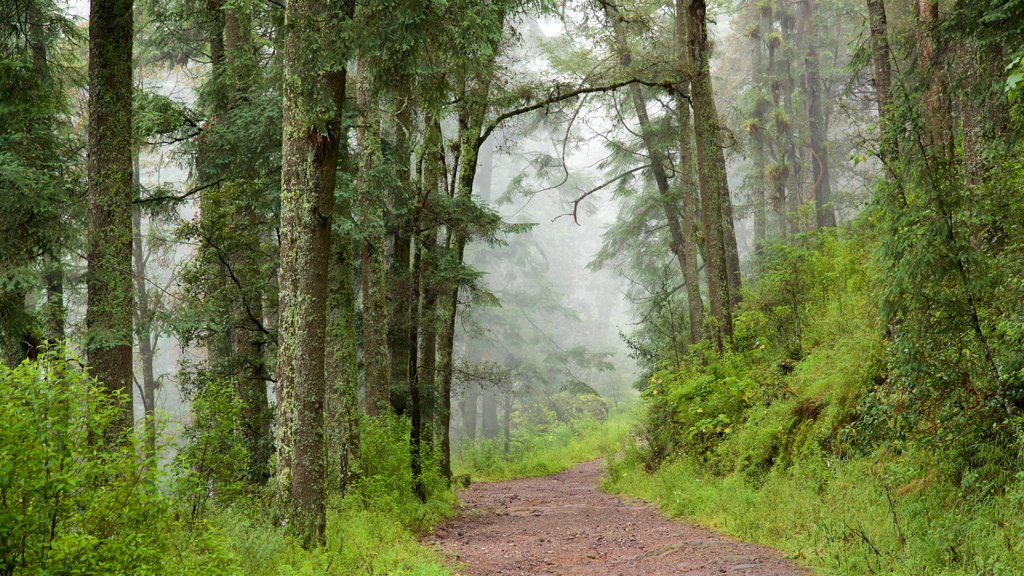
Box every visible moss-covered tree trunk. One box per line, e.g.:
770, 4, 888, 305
866, 0, 892, 154
417, 120, 443, 456
745, 3, 770, 248
915, 0, 952, 162
277, 0, 351, 548
688, 0, 734, 350
87, 0, 134, 436
355, 63, 392, 418
675, 0, 704, 345
388, 99, 415, 415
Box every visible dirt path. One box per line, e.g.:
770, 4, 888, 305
430, 460, 809, 576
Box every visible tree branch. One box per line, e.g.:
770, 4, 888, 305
476, 78, 690, 153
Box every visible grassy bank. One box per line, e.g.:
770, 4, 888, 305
605, 226, 1024, 575
605, 446, 1024, 575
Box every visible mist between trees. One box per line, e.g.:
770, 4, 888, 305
2, 0, 1024, 572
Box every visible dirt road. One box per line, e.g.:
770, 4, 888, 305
430, 460, 809, 576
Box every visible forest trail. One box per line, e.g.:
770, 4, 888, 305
430, 460, 809, 575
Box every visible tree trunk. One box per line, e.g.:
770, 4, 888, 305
674, 0, 705, 344
417, 119, 443, 453
222, 4, 273, 486
916, 0, 952, 161
746, 2, 770, 250
780, 12, 803, 234
436, 285, 456, 479
502, 393, 512, 457
388, 99, 415, 413
356, 63, 392, 417
87, 0, 134, 437
688, 0, 735, 349
277, 0, 351, 548
866, 0, 894, 167
462, 384, 479, 441
800, 0, 836, 228
481, 389, 498, 439
132, 201, 158, 460
606, 5, 699, 342
327, 194, 360, 494
437, 18, 504, 472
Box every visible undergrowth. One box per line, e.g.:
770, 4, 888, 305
453, 410, 635, 482
605, 223, 1024, 575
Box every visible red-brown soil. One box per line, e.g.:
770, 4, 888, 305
430, 460, 810, 576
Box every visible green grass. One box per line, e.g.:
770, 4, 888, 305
166, 413, 639, 575
453, 410, 636, 482
162, 415, 459, 576
604, 448, 1024, 575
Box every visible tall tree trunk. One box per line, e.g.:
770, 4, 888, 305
87, 0, 134, 436
502, 393, 512, 457
199, 0, 231, 371
436, 282, 456, 479
223, 4, 273, 486
746, 2, 770, 250
408, 227, 424, 499
688, 0, 735, 350
327, 193, 360, 494
29, 9, 65, 351
675, 0, 704, 344
277, 0, 351, 548
436, 13, 504, 474
417, 119, 443, 453
481, 389, 498, 439
388, 100, 415, 413
800, 0, 836, 228
132, 187, 158, 460
780, 11, 803, 234
356, 63, 392, 417
916, 0, 952, 161
866, 0, 894, 168
606, 5, 699, 341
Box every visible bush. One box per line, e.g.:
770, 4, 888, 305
0, 352, 166, 575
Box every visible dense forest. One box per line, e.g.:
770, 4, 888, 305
2, 0, 1023, 573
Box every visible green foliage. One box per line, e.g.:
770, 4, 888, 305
175, 377, 250, 520
606, 447, 1024, 576
637, 227, 881, 473
176, 415, 456, 576
0, 352, 166, 575
454, 411, 634, 482
616, 218, 1024, 575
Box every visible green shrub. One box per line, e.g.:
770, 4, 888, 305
0, 352, 166, 575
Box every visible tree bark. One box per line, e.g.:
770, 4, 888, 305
688, 0, 735, 349
87, 0, 134, 437
800, 0, 836, 228
866, 0, 894, 167
277, 0, 351, 547
916, 0, 952, 161
675, 0, 704, 344
356, 62, 392, 418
